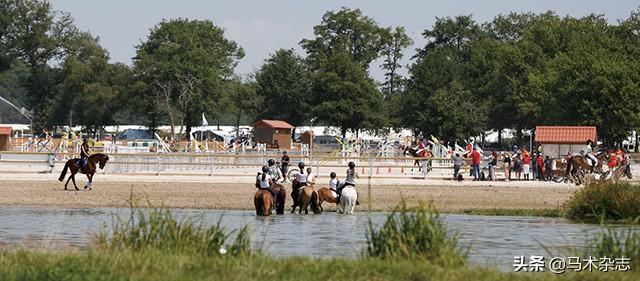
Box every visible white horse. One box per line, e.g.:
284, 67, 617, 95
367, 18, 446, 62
338, 186, 357, 215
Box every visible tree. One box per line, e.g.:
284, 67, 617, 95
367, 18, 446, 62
311, 53, 386, 137
226, 78, 260, 137
380, 26, 413, 97
300, 7, 387, 71
254, 49, 311, 126
133, 19, 244, 136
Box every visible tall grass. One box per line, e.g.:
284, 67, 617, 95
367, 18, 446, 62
585, 227, 640, 269
366, 201, 466, 265
94, 202, 251, 256
564, 182, 640, 223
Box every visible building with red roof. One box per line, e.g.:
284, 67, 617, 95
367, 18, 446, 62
535, 126, 596, 158
0, 127, 11, 151
252, 119, 294, 149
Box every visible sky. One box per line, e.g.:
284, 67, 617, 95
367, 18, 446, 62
51, 0, 639, 81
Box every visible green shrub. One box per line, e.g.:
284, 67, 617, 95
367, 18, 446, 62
94, 204, 251, 256
366, 201, 466, 265
564, 182, 640, 223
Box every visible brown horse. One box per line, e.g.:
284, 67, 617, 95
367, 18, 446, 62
254, 189, 274, 216
316, 187, 338, 212
271, 183, 287, 215
58, 153, 109, 191
402, 146, 433, 173
291, 186, 320, 214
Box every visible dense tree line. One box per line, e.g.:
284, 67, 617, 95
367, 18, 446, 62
2, 1, 639, 145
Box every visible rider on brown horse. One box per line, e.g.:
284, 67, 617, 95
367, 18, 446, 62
78, 138, 90, 170
584, 140, 597, 170
256, 166, 278, 202
291, 162, 308, 207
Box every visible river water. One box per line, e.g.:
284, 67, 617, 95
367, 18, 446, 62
0, 206, 635, 271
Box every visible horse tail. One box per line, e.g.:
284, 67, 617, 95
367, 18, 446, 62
254, 193, 263, 216
58, 160, 71, 182
311, 190, 320, 214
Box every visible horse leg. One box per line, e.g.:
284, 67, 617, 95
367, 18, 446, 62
71, 173, 80, 191
84, 174, 92, 190
64, 175, 72, 190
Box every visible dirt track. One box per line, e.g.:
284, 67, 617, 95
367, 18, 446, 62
0, 177, 576, 211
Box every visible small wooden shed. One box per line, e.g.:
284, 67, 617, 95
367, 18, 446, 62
253, 120, 294, 149
0, 127, 12, 151
535, 126, 596, 158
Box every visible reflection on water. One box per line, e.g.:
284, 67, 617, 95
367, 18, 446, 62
0, 206, 636, 271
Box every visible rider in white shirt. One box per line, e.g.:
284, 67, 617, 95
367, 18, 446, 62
292, 162, 307, 207
267, 159, 281, 182
256, 166, 277, 199
584, 140, 597, 170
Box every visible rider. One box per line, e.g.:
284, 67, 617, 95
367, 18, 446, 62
78, 137, 91, 169
416, 139, 427, 158
608, 149, 618, 170
328, 172, 339, 196
267, 159, 281, 182
256, 166, 278, 201
584, 140, 597, 171
291, 162, 307, 206
337, 161, 360, 204
280, 151, 290, 181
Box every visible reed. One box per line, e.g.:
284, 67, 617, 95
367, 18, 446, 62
585, 227, 640, 269
94, 201, 251, 256
564, 182, 640, 223
365, 200, 466, 265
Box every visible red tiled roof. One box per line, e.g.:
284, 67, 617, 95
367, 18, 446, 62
253, 119, 294, 129
0, 127, 11, 135
535, 126, 596, 144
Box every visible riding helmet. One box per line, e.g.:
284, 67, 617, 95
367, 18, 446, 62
261, 166, 269, 173
348, 161, 355, 169
330, 172, 336, 178
268, 159, 275, 166
298, 162, 305, 169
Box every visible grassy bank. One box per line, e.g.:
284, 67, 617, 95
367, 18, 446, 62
564, 182, 640, 223
2, 250, 639, 281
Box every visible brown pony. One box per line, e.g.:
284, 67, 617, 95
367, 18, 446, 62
271, 183, 287, 215
316, 187, 337, 212
58, 153, 109, 191
291, 186, 320, 214
254, 189, 274, 216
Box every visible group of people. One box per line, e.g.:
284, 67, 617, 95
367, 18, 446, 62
451, 140, 631, 182
255, 151, 359, 208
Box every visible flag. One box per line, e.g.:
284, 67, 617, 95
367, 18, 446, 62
201, 113, 208, 127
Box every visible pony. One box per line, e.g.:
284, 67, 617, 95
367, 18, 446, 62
254, 189, 274, 216
58, 153, 109, 191
271, 183, 287, 215
338, 186, 357, 215
291, 186, 320, 214
316, 187, 338, 212
402, 146, 433, 174
565, 153, 607, 184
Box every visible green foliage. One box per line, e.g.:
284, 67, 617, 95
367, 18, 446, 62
133, 18, 244, 134
585, 227, 640, 270
95, 204, 251, 257
311, 53, 386, 136
255, 49, 311, 126
380, 26, 413, 98
366, 201, 466, 265
564, 182, 640, 223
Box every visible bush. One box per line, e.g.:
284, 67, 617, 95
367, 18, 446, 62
366, 201, 466, 265
94, 204, 251, 256
564, 182, 640, 223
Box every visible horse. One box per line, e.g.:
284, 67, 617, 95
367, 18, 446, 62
291, 186, 320, 214
316, 187, 338, 212
338, 186, 357, 215
58, 153, 109, 191
565, 153, 606, 184
604, 163, 633, 182
402, 146, 433, 174
271, 183, 287, 215
254, 189, 274, 216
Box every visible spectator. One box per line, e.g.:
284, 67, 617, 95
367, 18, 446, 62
502, 152, 511, 181
522, 150, 531, 180
489, 151, 498, 181
536, 154, 545, 180
470, 148, 481, 181
453, 153, 464, 181
544, 156, 554, 181
513, 153, 522, 180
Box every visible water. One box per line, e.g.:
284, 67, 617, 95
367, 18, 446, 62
0, 206, 635, 271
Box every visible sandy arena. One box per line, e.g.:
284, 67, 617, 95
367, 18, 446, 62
0, 173, 577, 211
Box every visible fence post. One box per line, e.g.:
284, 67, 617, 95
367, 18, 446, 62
156, 154, 160, 175
209, 155, 214, 176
